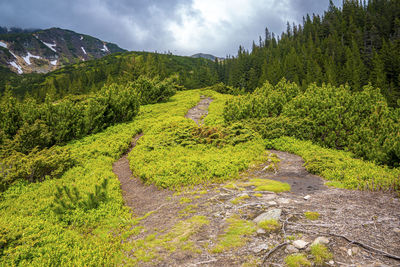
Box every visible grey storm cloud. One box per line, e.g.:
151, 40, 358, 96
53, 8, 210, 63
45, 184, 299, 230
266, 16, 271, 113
0, 0, 341, 57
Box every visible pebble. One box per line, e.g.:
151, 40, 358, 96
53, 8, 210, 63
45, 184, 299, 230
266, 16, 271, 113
253, 209, 282, 223
293, 240, 309, 249
347, 248, 352, 256
394, 228, 400, 234
304, 195, 311, 200
351, 246, 361, 255
257, 228, 266, 235
312, 236, 330, 246
267, 201, 277, 206
329, 260, 335, 265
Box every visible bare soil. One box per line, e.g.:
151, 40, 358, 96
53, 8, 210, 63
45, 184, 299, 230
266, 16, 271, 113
251, 150, 327, 195
185, 96, 213, 125
113, 98, 400, 266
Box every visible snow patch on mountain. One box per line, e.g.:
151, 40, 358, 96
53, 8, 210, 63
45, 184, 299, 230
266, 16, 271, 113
0, 41, 7, 48
9, 61, 23, 74
50, 59, 58, 65
80, 36, 83, 40
41, 41, 57, 52
81, 47, 87, 55
101, 44, 109, 52
23, 52, 42, 65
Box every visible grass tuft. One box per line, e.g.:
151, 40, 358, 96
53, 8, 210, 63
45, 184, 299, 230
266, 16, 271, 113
310, 244, 333, 265
284, 254, 311, 267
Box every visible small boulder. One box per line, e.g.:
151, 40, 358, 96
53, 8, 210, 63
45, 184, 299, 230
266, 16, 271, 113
253, 209, 282, 223
304, 195, 311, 200
293, 240, 309, 249
267, 201, 277, 206
312, 236, 330, 246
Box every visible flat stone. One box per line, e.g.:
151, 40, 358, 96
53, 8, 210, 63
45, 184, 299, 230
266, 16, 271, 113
304, 195, 311, 200
285, 244, 299, 254
257, 228, 266, 235
312, 236, 330, 246
267, 201, 277, 206
253, 209, 282, 223
293, 240, 309, 249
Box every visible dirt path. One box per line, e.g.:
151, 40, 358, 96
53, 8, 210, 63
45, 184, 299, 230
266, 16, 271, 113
251, 150, 327, 195
185, 95, 213, 125
113, 97, 400, 266
113, 134, 174, 217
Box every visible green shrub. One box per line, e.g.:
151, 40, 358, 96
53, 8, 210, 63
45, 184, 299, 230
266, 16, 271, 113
0, 147, 76, 191
223, 80, 400, 167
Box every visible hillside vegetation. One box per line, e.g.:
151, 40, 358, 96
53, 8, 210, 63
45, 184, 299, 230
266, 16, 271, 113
217, 0, 400, 107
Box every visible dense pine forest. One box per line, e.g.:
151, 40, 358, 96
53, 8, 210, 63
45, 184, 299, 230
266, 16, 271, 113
0, 0, 400, 266
217, 0, 400, 107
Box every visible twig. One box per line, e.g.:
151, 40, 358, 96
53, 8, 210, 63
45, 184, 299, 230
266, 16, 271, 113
329, 233, 400, 261
262, 242, 288, 264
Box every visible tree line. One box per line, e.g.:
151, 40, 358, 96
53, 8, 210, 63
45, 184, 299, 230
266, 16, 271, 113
216, 0, 400, 107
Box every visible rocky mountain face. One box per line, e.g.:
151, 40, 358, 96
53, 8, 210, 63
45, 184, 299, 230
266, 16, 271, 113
0, 27, 126, 74
191, 53, 224, 62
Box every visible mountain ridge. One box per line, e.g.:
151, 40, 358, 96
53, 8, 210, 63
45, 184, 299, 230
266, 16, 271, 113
0, 27, 126, 74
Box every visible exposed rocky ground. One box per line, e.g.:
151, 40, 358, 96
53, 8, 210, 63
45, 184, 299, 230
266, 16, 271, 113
113, 98, 400, 266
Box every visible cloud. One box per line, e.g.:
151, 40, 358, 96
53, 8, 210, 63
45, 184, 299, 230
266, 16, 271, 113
0, 0, 341, 57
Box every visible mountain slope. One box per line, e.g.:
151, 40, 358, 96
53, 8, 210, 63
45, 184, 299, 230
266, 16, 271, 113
0, 27, 126, 74
191, 53, 223, 61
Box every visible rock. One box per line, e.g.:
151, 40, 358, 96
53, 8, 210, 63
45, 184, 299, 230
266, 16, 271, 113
312, 236, 330, 246
347, 248, 352, 256
293, 240, 309, 249
239, 193, 249, 198
304, 195, 311, 200
393, 228, 400, 234
253, 209, 282, 223
257, 228, 266, 235
285, 244, 299, 254
328, 260, 335, 265
251, 243, 269, 253
351, 246, 361, 255
267, 201, 277, 206
277, 198, 291, 204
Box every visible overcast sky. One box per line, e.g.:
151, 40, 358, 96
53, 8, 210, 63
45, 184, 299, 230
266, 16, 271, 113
0, 0, 341, 57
